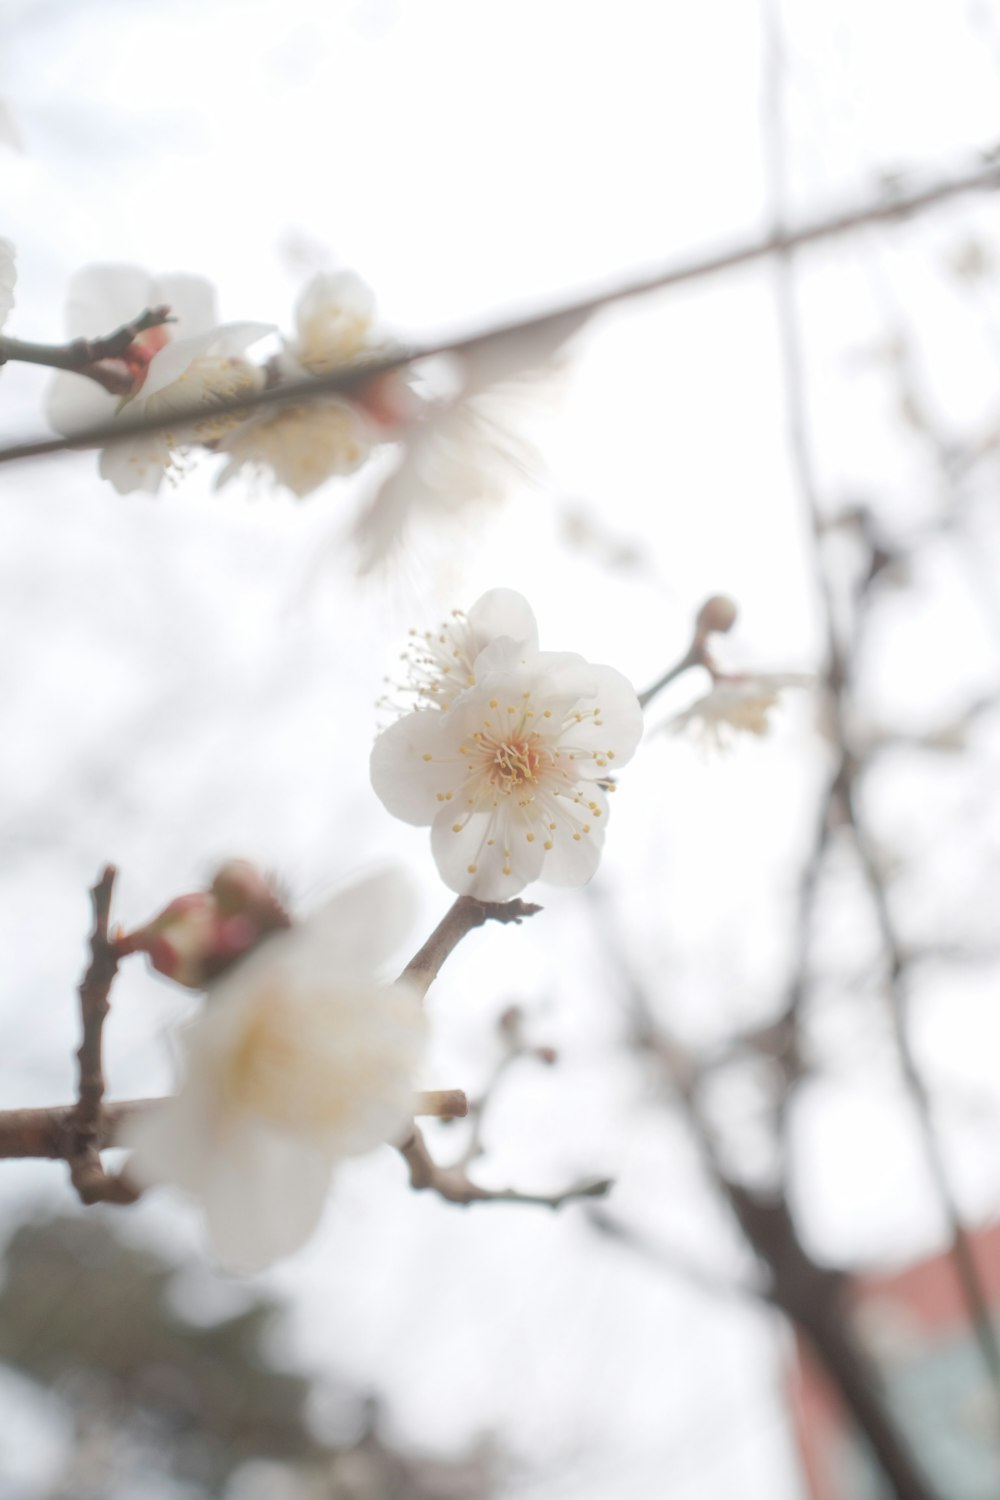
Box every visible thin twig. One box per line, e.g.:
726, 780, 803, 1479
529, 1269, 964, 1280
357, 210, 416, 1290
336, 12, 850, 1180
68, 866, 139, 1205
398, 1123, 611, 1209
0, 158, 998, 469
398, 895, 542, 1001
0, 305, 175, 396
637, 644, 701, 710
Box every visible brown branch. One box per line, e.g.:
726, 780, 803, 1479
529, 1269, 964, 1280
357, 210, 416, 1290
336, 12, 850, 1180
67, 866, 139, 1204
0, 1090, 466, 1163
0, 305, 174, 392
74, 866, 118, 1142
0, 157, 997, 469
399, 895, 542, 1001
398, 1123, 611, 1209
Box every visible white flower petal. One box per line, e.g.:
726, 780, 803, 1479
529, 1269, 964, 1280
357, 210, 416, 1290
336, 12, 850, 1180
248, 869, 416, 983
139, 321, 271, 403
152, 273, 217, 337
539, 783, 608, 886
98, 434, 172, 495
553, 661, 644, 763
430, 805, 545, 900
369, 711, 460, 824
294, 269, 377, 373
63, 264, 155, 337
46, 370, 118, 435
198, 1120, 333, 1275
466, 588, 539, 658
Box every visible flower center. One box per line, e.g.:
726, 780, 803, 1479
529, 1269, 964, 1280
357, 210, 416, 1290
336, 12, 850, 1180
490, 738, 542, 790
223, 993, 354, 1135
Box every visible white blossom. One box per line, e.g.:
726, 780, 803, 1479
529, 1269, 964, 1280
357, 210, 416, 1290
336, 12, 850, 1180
124, 872, 425, 1273
371, 592, 643, 900
393, 587, 540, 713
215, 399, 373, 498
216, 270, 389, 499
667, 672, 814, 750
292, 269, 380, 375
0, 238, 14, 330
354, 309, 589, 571
47, 265, 272, 494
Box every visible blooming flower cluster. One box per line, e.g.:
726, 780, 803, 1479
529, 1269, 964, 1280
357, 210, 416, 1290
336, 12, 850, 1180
39, 259, 584, 564
371, 589, 643, 900
124, 870, 425, 1273
47, 266, 271, 494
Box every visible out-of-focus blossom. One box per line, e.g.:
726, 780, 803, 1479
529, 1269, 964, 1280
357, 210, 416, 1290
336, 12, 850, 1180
667, 672, 814, 750
371, 591, 642, 900
118, 861, 291, 989
293, 269, 379, 375
216, 270, 386, 498
354, 309, 589, 571
0, 238, 15, 329
392, 587, 539, 713
216, 399, 372, 498
124, 872, 425, 1273
47, 265, 272, 494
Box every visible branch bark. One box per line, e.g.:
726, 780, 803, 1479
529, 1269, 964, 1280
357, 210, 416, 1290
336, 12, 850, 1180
398, 895, 541, 1001
398, 1123, 611, 1209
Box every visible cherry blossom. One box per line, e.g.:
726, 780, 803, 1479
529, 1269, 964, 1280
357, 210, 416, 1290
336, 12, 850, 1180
123, 872, 425, 1273
353, 309, 589, 570
393, 587, 539, 713
47, 264, 272, 494
667, 672, 814, 750
216, 270, 386, 498
371, 592, 643, 900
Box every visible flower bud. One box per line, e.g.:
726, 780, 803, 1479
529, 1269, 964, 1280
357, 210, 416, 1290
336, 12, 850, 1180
695, 594, 738, 639
119, 864, 292, 990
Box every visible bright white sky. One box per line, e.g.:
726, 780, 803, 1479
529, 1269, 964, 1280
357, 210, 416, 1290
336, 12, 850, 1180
2, 2, 1000, 1497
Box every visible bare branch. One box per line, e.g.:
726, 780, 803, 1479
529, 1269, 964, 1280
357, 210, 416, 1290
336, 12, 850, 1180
0, 159, 997, 470
398, 1123, 611, 1209
398, 895, 542, 1002
0, 305, 174, 395
67, 867, 139, 1205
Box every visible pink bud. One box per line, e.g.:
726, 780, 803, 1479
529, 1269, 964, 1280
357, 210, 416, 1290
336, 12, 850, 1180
118, 864, 292, 991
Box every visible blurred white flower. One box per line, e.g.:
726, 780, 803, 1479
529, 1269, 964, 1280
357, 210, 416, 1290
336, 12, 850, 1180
667, 672, 813, 750
215, 399, 372, 498
47, 264, 272, 494
124, 872, 425, 1273
393, 587, 539, 713
354, 308, 589, 570
372, 593, 642, 900
292, 269, 380, 375
0, 238, 14, 330
216, 270, 387, 498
